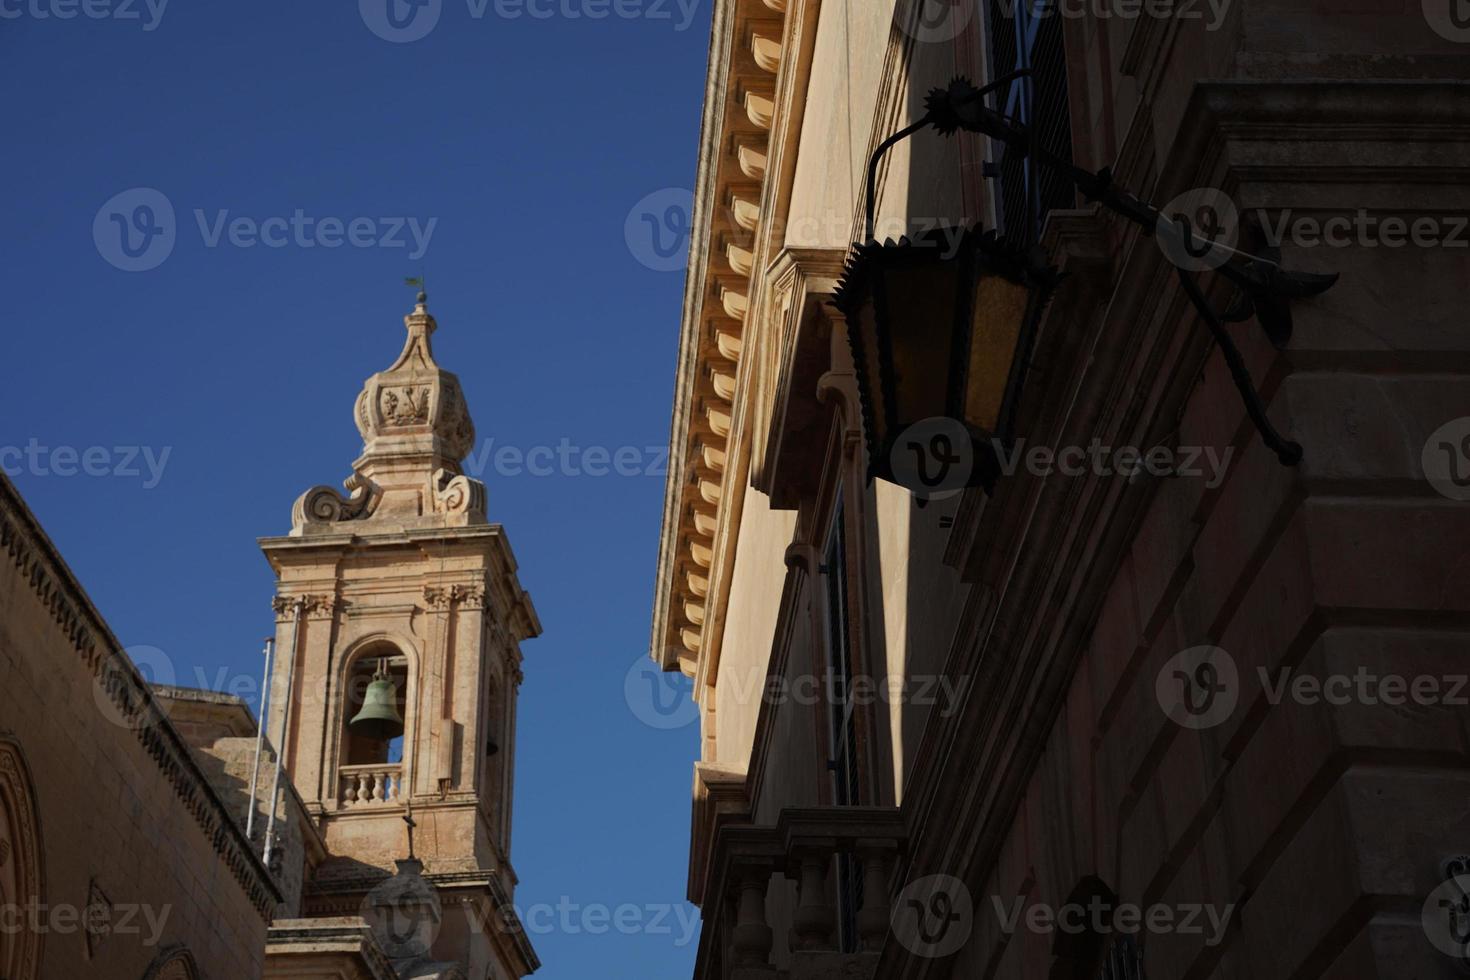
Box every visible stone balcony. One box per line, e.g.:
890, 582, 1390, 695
693, 806, 906, 980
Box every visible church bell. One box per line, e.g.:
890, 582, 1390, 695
350, 659, 405, 741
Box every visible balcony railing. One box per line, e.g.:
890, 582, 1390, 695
693, 806, 906, 980
337, 763, 403, 808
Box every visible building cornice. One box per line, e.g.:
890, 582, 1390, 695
0, 472, 283, 919
649, 0, 824, 681
260, 524, 541, 643
265, 919, 399, 980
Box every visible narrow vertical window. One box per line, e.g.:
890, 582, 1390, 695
822, 500, 862, 951
986, 0, 1075, 242
1098, 934, 1144, 979
824, 500, 858, 807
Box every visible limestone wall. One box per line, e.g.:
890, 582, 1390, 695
0, 474, 277, 979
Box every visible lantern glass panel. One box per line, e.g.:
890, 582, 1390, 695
881, 259, 960, 430
963, 271, 1032, 436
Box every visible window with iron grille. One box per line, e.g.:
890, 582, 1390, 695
822, 500, 863, 951
1097, 934, 1144, 980
984, 0, 1075, 244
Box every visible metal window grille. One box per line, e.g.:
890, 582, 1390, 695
986, 0, 1076, 243
823, 501, 864, 952
1098, 934, 1144, 980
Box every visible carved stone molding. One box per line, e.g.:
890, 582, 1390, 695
430, 467, 487, 521
271, 595, 300, 622
0, 736, 44, 980
303, 594, 346, 620
84, 878, 110, 960
141, 945, 200, 980
451, 585, 486, 609
290, 473, 381, 531
423, 584, 487, 611
273, 594, 342, 621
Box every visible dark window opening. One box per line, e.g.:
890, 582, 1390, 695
822, 500, 863, 952
986, 0, 1075, 244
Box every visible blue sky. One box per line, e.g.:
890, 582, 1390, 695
1, 2, 707, 975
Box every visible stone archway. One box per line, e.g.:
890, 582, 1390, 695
142, 945, 200, 980
0, 736, 44, 980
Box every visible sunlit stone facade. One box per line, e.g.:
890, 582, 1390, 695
649, 2, 1470, 977
0, 295, 539, 980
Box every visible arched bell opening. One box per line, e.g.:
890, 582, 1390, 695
343, 647, 408, 765
337, 645, 411, 809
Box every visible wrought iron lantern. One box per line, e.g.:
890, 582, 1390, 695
834, 226, 1057, 493
835, 74, 1337, 497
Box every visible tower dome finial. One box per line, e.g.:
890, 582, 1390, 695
289, 291, 485, 533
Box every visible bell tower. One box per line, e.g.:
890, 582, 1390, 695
259, 292, 540, 979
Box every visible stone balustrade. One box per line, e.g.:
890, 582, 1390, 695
337, 763, 403, 808
693, 806, 905, 980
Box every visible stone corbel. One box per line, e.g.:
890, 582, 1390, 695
815, 369, 863, 460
